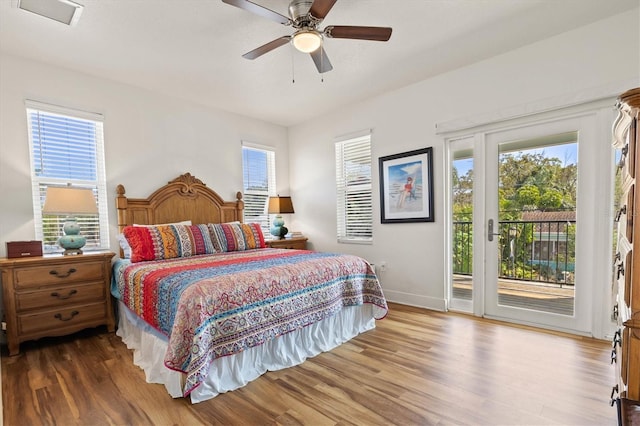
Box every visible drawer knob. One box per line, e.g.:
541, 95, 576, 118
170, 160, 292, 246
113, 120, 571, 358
610, 385, 619, 406
51, 289, 78, 300
617, 262, 625, 280
49, 268, 77, 278
618, 144, 628, 171
613, 329, 622, 348
54, 311, 79, 322
611, 384, 619, 397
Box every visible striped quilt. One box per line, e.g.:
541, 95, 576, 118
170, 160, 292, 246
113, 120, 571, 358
114, 248, 388, 396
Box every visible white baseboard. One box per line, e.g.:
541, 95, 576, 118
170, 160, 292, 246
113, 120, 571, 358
383, 290, 448, 312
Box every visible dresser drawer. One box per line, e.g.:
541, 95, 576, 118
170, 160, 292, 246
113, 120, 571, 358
622, 326, 640, 400
16, 282, 105, 312
627, 185, 635, 243
629, 119, 637, 179
266, 237, 308, 250
14, 261, 105, 289
625, 250, 632, 309
18, 302, 107, 335
621, 327, 629, 387
275, 241, 306, 249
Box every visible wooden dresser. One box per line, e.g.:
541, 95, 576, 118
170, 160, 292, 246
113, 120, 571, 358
0, 251, 115, 356
266, 236, 308, 250
612, 87, 640, 422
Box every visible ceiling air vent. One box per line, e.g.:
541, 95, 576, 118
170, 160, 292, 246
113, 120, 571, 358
17, 0, 83, 26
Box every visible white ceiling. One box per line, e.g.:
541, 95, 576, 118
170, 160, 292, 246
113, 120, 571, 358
1, 0, 637, 127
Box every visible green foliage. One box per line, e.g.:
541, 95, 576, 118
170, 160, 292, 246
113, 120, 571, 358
451, 144, 578, 283
498, 150, 577, 215
516, 184, 540, 208
539, 189, 563, 211
452, 167, 473, 213
453, 149, 577, 219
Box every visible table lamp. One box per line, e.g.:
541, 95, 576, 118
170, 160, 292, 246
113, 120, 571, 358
267, 196, 294, 239
42, 186, 98, 255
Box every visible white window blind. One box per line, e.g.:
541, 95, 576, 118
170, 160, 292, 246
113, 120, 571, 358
26, 101, 109, 254
242, 143, 276, 235
335, 132, 373, 243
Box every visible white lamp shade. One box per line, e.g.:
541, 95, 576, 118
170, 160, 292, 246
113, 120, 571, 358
42, 187, 98, 215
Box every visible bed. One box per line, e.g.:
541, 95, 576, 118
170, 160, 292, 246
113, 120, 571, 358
112, 173, 388, 403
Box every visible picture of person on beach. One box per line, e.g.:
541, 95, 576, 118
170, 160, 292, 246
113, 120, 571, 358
397, 176, 413, 208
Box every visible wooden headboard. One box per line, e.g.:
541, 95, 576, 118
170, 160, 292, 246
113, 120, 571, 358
116, 173, 244, 234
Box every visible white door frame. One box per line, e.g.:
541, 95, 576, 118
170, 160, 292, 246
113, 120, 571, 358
444, 98, 617, 338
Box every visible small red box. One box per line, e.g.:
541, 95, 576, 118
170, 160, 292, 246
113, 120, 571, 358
6, 241, 43, 259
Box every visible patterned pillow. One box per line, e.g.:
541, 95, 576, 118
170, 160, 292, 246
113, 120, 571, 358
123, 224, 215, 263
187, 224, 217, 254
119, 221, 193, 259
207, 222, 266, 252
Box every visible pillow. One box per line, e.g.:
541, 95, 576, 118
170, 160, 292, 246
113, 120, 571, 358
208, 222, 266, 252
117, 233, 132, 258
123, 223, 214, 263
118, 221, 192, 259
187, 224, 217, 255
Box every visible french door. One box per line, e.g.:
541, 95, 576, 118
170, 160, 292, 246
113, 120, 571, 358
447, 106, 615, 335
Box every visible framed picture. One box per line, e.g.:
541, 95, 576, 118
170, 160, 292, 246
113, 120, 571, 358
379, 147, 434, 223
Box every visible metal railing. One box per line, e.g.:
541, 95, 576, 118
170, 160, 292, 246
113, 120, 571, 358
452, 219, 576, 287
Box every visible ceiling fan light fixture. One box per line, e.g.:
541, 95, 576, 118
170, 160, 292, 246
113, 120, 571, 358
292, 30, 322, 53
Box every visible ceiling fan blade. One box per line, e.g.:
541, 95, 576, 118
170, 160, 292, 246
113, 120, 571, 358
310, 47, 333, 73
325, 25, 392, 41
222, 0, 292, 25
242, 36, 291, 60
309, 0, 337, 20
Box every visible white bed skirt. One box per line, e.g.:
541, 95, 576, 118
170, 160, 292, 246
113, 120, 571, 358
116, 301, 376, 403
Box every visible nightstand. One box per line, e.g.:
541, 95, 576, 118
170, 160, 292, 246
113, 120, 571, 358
0, 251, 116, 356
266, 236, 308, 250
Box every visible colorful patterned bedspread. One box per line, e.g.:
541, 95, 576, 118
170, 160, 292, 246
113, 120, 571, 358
113, 248, 387, 396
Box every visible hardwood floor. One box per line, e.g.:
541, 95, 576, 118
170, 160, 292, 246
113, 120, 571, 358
2, 303, 615, 425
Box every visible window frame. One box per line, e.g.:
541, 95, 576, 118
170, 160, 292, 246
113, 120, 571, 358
25, 100, 109, 254
241, 141, 277, 236
335, 131, 373, 244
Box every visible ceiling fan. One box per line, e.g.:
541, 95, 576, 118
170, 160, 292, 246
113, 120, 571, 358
221, 0, 392, 73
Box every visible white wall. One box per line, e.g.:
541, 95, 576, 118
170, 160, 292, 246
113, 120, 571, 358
0, 10, 638, 332
0, 54, 289, 258
287, 11, 640, 311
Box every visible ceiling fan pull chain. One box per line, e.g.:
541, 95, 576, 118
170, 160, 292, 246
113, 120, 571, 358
291, 47, 296, 83
320, 45, 324, 83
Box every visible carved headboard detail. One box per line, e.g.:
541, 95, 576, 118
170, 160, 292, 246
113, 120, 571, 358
116, 173, 244, 235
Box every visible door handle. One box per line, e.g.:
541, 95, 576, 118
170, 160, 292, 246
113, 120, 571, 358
488, 219, 501, 242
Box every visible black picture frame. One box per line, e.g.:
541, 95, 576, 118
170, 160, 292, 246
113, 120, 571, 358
379, 147, 434, 223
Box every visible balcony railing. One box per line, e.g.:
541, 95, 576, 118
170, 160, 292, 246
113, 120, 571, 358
453, 219, 576, 287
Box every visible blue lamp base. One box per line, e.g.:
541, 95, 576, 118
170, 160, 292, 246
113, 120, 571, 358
58, 217, 87, 255
270, 215, 288, 240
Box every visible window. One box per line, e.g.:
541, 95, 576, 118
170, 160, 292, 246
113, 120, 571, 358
26, 101, 108, 254
242, 142, 276, 234
335, 132, 373, 243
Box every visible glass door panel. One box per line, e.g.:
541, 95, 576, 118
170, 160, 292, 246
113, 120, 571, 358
484, 117, 591, 333
495, 138, 577, 316
448, 138, 474, 312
